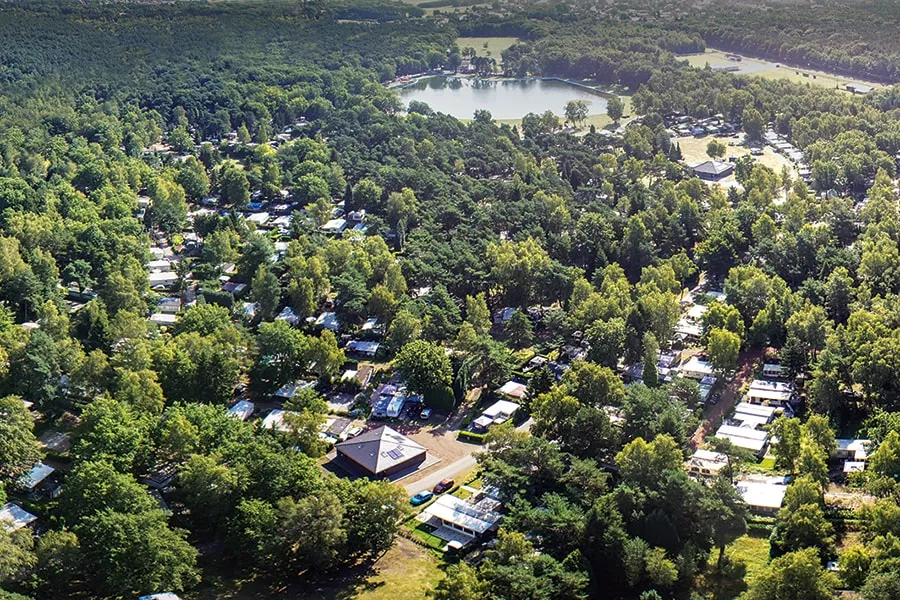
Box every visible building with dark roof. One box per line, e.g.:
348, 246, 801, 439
692, 160, 734, 180
335, 426, 426, 478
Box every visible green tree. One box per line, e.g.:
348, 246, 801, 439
465, 293, 491, 336
78, 509, 199, 597
33, 530, 81, 597
565, 100, 590, 128
743, 548, 838, 600
706, 139, 726, 158
395, 340, 452, 394
177, 453, 242, 531
386, 309, 421, 352
641, 333, 659, 387
707, 327, 740, 373
586, 317, 627, 368
869, 430, 900, 482
838, 545, 871, 589
61, 460, 156, 523
505, 309, 534, 349
607, 96, 625, 122
432, 563, 488, 600
277, 492, 346, 571
742, 106, 765, 142
0, 395, 40, 483
218, 163, 250, 207
770, 417, 803, 472
72, 398, 147, 472
251, 265, 281, 321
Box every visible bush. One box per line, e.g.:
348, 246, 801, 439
458, 430, 486, 444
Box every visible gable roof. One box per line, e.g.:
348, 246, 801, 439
335, 426, 426, 475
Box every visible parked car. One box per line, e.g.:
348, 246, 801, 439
433, 479, 454, 494
410, 490, 434, 506
420, 408, 432, 420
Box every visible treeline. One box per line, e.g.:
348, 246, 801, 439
684, 0, 900, 83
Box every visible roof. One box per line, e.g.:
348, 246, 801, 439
262, 409, 298, 432
148, 271, 178, 284
227, 400, 255, 421
423, 494, 502, 535
496, 381, 527, 400
836, 439, 870, 460
322, 218, 347, 232
482, 399, 520, 419
844, 460, 866, 473
0, 503, 37, 531
681, 357, 714, 376
18, 462, 54, 490
749, 379, 793, 393
735, 478, 787, 510
686, 304, 708, 321
335, 426, 426, 475
316, 311, 340, 331
347, 340, 380, 355
148, 313, 178, 325
687, 449, 728, 472
745, 387, 792, 402
274, 380, 315, 399
715, 424, 769, 452
692, 160, 734, 177
734, 402, 777, 418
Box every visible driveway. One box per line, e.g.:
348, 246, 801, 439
402, 416, 534, 495
690, 348, 763, 449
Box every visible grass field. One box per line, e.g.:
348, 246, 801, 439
696, 534, 771, 600
677, 134, 795, 189
679, 49, 881, 92
187, 538, 445, 600
456, 37, 520, 63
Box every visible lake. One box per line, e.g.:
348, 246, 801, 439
397, 76, 609, 121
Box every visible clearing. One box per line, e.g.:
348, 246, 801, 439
456, 37, 520, 64
678, 49, 881, 92
677, 134, 796, 189
188, 537, 444, 600
696, 534, 771, 600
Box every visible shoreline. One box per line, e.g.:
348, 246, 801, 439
390, 73, 621, 99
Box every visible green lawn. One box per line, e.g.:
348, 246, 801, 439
187, 537, 445, 600
679, 49, 881, 92
696, 534, 771, 600
456, 37, 520, 63
408, 522, 446, 550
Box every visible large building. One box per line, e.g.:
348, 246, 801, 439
335, 426, 426, 478
692, 160, 735, 180
420, 493, 503, 538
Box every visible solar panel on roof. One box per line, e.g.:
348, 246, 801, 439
386, 448, 404, 460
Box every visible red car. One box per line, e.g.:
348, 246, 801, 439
433, 479, 454, 494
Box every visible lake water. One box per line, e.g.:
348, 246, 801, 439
397, 76, 609, 121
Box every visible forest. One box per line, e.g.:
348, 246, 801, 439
0, 1, 898, 599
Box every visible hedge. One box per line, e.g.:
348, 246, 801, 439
458, 430, 487, 444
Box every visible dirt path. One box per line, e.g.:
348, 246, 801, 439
690, 348, 763, 449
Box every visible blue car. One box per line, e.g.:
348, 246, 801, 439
410, 490, 434, 506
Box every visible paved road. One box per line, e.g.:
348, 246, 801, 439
402, 417, 535, 495
404, 454, 478, 495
